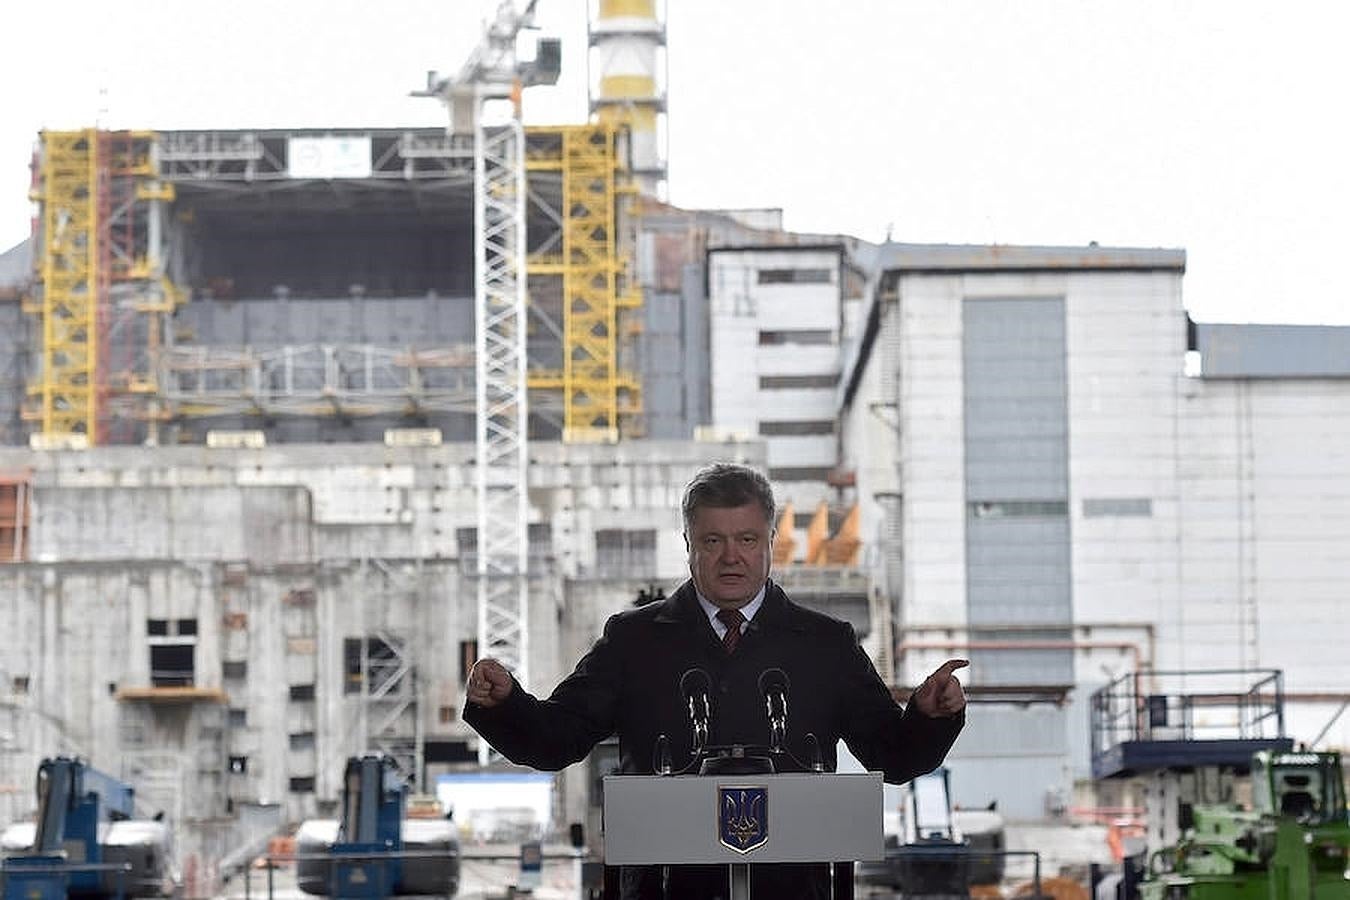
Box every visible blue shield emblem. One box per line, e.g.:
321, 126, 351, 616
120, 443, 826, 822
718, 785, 768, 854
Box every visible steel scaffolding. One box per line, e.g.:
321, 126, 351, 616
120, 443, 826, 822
156, 343, 475, 419
27, 130, 176, 444
29, 130, 99, 439
526, 123, 643, 441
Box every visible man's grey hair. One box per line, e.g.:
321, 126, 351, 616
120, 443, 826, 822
680, 463, 776, 533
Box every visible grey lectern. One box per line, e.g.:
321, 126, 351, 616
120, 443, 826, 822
603, 772, 883, 900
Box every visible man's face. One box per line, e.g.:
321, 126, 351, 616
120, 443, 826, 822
685, 501, 773, 609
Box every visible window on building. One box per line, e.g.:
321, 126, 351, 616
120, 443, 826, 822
228, 708, 247, 728
0, 477, 32, 563
456, 526, 477, 571
769, 466, 833, 482
594, 529, 658, 577
969, 500, 1069, 519
757, 268, 833, 285
149, 644, 194, 688
758, 330, 833, 346
148, 617, 198, 688
284, 588, 316, 605
289, 731, 316, 751
456, 527, 477, 552
529, 522, 552, 564
222, 660, 247, 680
289, 776, 316, 793
228, 756, 248, 775
424, 740, 476, 764
1083, 498, 1153, 517
289, 684, 316, 702
460, 525, 549, 567
759, 420, 835, 436
343, 637, 404, 695
12, 675, 29, 695
459, 640, 479, 684
759, 373, 840, 390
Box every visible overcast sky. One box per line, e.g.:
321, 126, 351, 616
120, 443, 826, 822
2, 1, 1346, 324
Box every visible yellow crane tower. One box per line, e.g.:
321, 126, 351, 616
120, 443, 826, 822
26, 129, 176, 445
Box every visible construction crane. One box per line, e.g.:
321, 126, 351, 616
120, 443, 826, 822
418, 1, 560, 763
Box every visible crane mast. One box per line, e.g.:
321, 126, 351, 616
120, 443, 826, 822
423, 0, 559, 764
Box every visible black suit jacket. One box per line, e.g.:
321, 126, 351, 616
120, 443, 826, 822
465, 579, 964, 899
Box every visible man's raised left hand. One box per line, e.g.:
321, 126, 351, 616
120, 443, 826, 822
910, 659, 969, 717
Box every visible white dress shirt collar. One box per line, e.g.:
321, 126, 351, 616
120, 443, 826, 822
695, 583, 766, 638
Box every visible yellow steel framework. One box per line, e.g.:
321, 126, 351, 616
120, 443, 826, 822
526, 124, 642, 441
28, 130, 174, 443
29, 130, 100, 438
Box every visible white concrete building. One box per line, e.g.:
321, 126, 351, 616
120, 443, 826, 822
836, 243, 1350, 820
706, 244, 865, 554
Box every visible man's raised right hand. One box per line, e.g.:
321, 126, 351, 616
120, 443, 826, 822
466, 658, 514, 708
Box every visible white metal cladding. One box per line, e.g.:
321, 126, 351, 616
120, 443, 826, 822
945, 706, 1073, 820
707, 248, 843, 494
474, 113, 530, 765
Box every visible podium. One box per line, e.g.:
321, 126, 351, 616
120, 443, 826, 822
603, 772, 884, 899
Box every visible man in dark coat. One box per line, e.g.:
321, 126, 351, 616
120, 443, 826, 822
465, 462, 967, 899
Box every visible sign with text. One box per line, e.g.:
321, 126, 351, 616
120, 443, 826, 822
287, 136, 372, 179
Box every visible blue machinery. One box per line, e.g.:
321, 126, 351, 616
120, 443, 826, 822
331, 756, 406, 899
1, 757, 139, 900
296, 755, 460, 899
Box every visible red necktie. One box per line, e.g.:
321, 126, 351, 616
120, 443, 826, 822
717, 608, 745, 655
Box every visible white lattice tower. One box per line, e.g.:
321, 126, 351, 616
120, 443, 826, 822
474, 112, 531, 763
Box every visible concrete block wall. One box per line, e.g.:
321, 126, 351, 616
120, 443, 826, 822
0, 438, 771, 855
842, 251, 1350, 815
1178, 377, 1350, 745
894, 273, 968, 680
707, 247, 846, 544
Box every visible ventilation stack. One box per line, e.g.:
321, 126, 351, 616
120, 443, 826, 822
590, 0, 666, 197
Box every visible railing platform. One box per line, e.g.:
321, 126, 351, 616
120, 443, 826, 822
1090, 668, 1291, 778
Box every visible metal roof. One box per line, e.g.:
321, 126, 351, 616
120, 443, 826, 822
1197, 323, 1350, 378
874, 241, 1186, 274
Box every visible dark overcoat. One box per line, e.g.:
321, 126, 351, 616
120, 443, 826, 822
465, 578, 964, 899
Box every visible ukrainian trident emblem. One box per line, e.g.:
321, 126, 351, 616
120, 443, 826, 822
717, 785, 768, 853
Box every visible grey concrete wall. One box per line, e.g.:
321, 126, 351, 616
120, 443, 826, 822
0, 438, 773, 868
946, 705, 1072, 821
0, 302, 30, 446
175, 294, 476, 347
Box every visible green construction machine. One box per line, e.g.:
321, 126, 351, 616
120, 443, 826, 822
1140, 750, 1350, 900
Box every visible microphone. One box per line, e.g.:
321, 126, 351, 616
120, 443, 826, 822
653, 734, 673, 776
680, 667, 713, 753
805, 733, 825, 772
758, 668, 791, 752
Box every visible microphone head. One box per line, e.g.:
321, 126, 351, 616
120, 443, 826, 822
680, 667, 712, 698
758, 667, 791, 697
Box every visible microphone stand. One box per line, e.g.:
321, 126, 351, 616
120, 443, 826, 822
663, 668, 825, 776
765, 687, 787, 754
